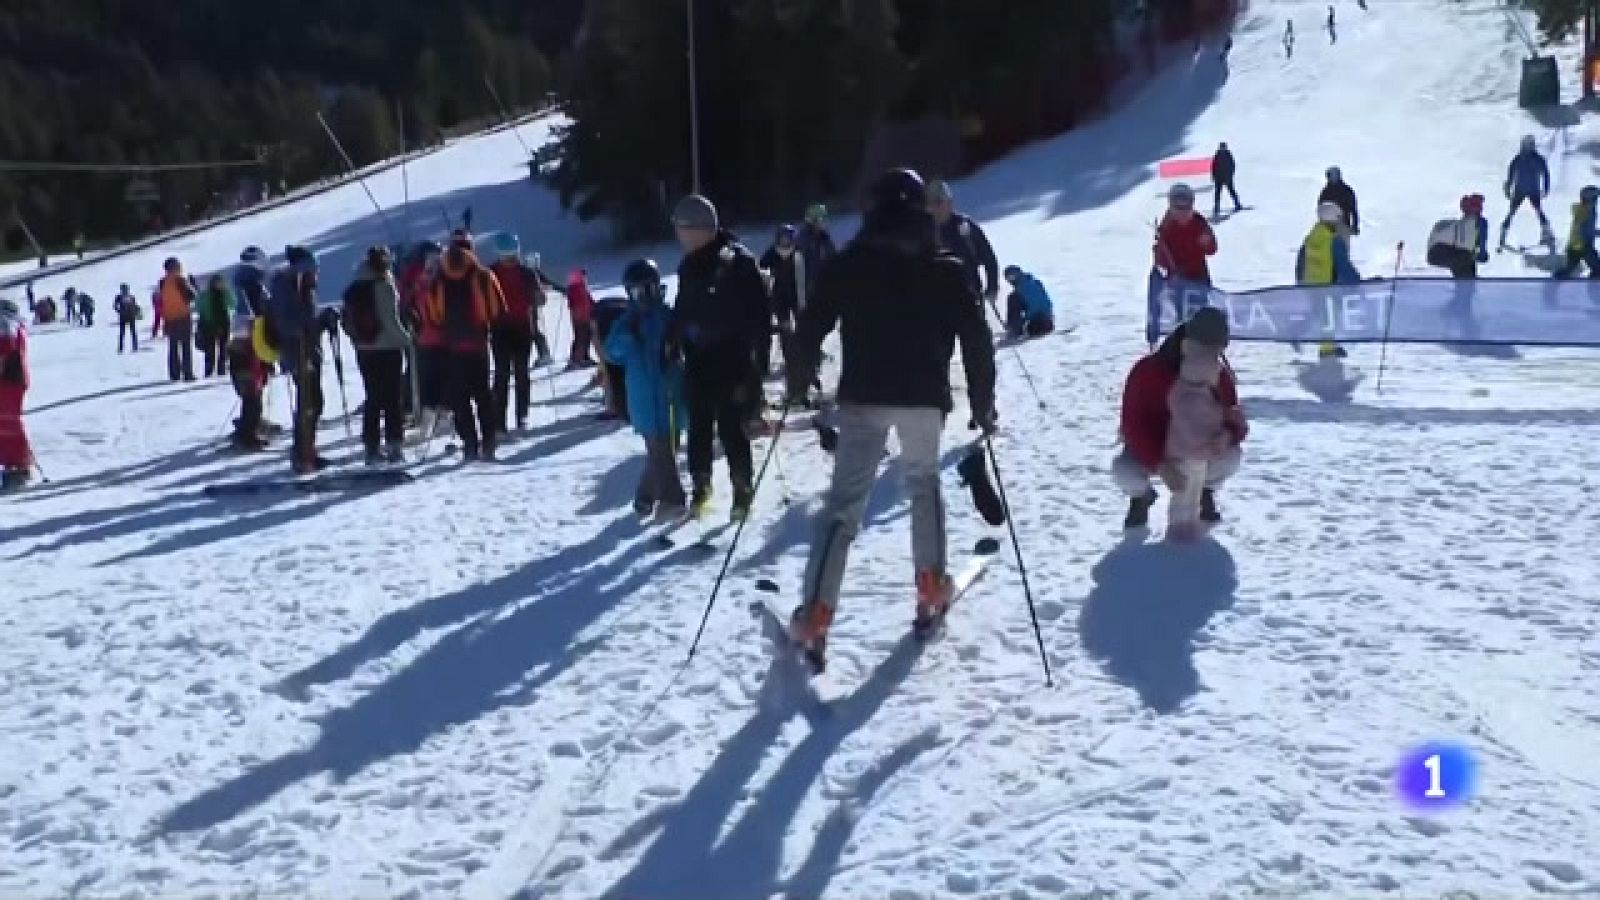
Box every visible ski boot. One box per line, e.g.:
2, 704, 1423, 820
633, 496, 655, 519
1, 467, 33, 493
730, 480, 754, 523
364, 449, 383, 467
482, 443, 499, 462
1124, 488, 1158, 529
789, 601, 834, 672
1200, 488, 1222, 523
913, 569, 956, 637
690, 481, 713, 520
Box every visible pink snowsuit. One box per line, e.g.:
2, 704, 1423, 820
1164, 352, 1228, 534
0, 314, 32, 474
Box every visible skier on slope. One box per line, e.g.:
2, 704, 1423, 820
524, 252, 563, 368
1319, 167, 1360, 235
1149, 183, 1219, 350
927, 179, 1002, 310
196, 273, 234, 378
343, 245, 412, 465
1001, 265, 1056, 338
1296, 201, 1362, 356
669, 193, 771, 521
1115, 306, 1248, 531
225, 278, 273, 452
113, 284, 140, 353
0, 295, 33, 491
606, 258, 689, 519
796, 204, 837, 299
565, 269, 597, 371
486, 233, 542, 433
1211, 142, 1243, 219
785, 168, 999, 667
1554, 185, 1600, 279
158, 257, 197, 382
1500, 135, 1554, 250
423, 230, 506, 461
592, 292, 631, 422
406, 241, 450, 437
268, 245, 332, 472
762, 224, 815, 408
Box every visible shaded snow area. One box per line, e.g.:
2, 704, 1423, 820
4, 1, 1600, 897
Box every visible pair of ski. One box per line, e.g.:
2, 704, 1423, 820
752, 537, 1000, 706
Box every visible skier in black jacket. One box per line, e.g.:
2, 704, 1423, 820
1211, 142, 1242, 218
760, 224, 812, 406
669, 193, 772, 521
785, 168, 999, 669
1319, 166, 1360, 235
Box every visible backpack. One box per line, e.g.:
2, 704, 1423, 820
342, 278, 381, 344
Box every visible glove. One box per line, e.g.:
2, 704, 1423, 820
1477, 249, 1490, 264
970, 405, 999, 437
1157, 460, 1189, 493
316, 306, 341, 333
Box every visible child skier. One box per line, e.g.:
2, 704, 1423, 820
0, 296, 33, 490
1001, 265, 1056, 338
1298, 201, 1363, 357
1500, 135, 1553, 250
226, 287, 272, 451
1555, 186, 1600, 279
566, 268, 596, 370
486, 233, 543, 433
606, 258, 688, 518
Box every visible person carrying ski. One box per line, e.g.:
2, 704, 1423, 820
1555, 185, 1600, 279
158, 258, 197, 382
486, 232, 542, 433
1500, 135, 1553, 249
1002, 265, 1055, 338
1318, 167, 1360, 235
606, 258, 689, 518
343, 245, 412, 465
1115, 306, 1246, 530
1296, 201, 1363, 356
761, 224, 814, 407
424, 230, 506, 461
668, 193, 770, 521
785, 168, 998, 666
0, 296, 33, 491
196, 272, 234, 378
1426, 195, 1489, 279
565, 269, 596, 370
796, 203, 837, 298
1211, 142, 1243, 218
268, 245, 330, 472
113, 283, 140, 353
927, 179, 1001, 308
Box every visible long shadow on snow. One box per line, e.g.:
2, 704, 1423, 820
959, 46, 1228, 225
1078, 535, 1237, 714
162, 516, 706, 834
595, 637, 937, 900
1244, 396, 1599, 428
582, 455, 646, 516
25, 378, 214, 417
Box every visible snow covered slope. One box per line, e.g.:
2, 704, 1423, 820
5, 1, 1600, 898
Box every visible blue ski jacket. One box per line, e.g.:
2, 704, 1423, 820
1505, 150, 1550, 198
1011, 270, 1054, 320
604, 300, 687, 440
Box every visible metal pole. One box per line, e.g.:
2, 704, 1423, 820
687, 0, 702, 195
315, 111, 399, 243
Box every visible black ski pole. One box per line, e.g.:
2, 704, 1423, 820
686, 403, 793, 661
328, 328, 353, 439
985, 435, 1052, 686
28, 450, 49, 484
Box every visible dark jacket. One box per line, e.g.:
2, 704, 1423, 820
1212, 147, 1236, 184
1318, 180, 1360, 232
935, 213, 1000, 296
760, 245, 804, 322
795, 225, 836, 294
1505, 150, 1550, 198
672, 230, 770, 372
796, 212, 996, 416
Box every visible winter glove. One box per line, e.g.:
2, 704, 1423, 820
1476, 248, 1490, 264
968, 405, 999, 437
957, 444, 1007, 527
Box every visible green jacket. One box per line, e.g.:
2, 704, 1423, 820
198, 287, 233, 328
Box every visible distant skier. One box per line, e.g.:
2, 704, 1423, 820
158, 258, 197, 382
796, 204, 837, 298
1115, 307, 1247, 531
78, 293, 94, 328
927, 179, 1001, 309
1211, 142, 1243, 218
63, 288, 78, 326
1554, 185, 1600, 279
1149, 183, 1219, 350
197, 273, 234, 378
113, 284, 140, 353
1319, 167, 1360, 235
0, 295, 33, 491
606, 258, 688, 519
1001, 265, 1055, 338
1500, 135, 1554, 250
785, 168, 998, 667
1327, 5, 1337, 43
1284, 20, 1295, 57
462, 206, 474, 232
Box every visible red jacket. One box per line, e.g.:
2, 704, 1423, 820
567, 271, 594, 325
491, 260, 541, 330
0, 322, 30, 470
1153, 212, 1217, 283
1119, 343, 1247, 471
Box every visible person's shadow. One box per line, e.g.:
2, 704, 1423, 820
1078, 535, 1237, 713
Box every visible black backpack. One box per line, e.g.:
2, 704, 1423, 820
342, 279, 381, 344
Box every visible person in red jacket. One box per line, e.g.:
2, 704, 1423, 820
1153, 183, 1218, 285
0, 296, 33, 491
486, 233, 543, 433
1113, 306, 1247, 529
403, 243, 448, 437
565, 268, 596, 371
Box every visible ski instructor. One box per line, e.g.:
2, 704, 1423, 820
785, 167, 999, 670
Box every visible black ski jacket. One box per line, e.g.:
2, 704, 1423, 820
1319, 181, 1360, 231
1212, 147, 1236, 184
796, 216, 996, 417
672, 229, 771, 374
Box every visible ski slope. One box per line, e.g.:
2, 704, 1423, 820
5, 1, 1600, 897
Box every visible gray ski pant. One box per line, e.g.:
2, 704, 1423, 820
637, 435, 686, 508
802, 405, 947, 611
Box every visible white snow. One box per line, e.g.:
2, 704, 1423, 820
5, 1, 1600, 897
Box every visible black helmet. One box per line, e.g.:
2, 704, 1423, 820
622, 257, 663, 303
870, 168, 927, 216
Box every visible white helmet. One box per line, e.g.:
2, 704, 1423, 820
1317, 201, 1344, 225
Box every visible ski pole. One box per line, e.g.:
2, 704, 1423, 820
28, 450, 49, 484
328, 329, 353, 439
545, 294, 569, 423
1375, 241, 1404, 394
686, 403, 794, 662
986, 295, 1048, 411
985, 435, 1052, 687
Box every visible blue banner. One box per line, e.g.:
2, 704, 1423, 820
1148, 275, 1600, 347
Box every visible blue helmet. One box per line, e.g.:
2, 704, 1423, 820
488, 231, 521, 260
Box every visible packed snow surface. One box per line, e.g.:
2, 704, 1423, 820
4, 2, 1599, 897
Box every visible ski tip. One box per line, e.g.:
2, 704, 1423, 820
754, 578, 781, 593
974, 537, 1002, 555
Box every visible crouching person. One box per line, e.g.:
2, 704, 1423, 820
1001, 265, 1055, 338
1112, 306, 1247, 530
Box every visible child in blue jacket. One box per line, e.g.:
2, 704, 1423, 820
1001, 265, 1055, 338
605, 258, 689, 518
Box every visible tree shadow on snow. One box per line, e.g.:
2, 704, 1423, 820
1243, 396, 1599, 428
1078, 535, 1237, 714
594, 636, 937, 900
160, 515, 707, 835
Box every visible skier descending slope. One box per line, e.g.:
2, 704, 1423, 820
1115, 307, 1247, 531
0, 295, 33, 491
1500, 135, 1554, 250
605, 258, 689, 520
669, 193, 770, 522
786, 168, 998, 669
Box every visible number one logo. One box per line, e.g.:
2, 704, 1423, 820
1424, 754, 1446, 798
